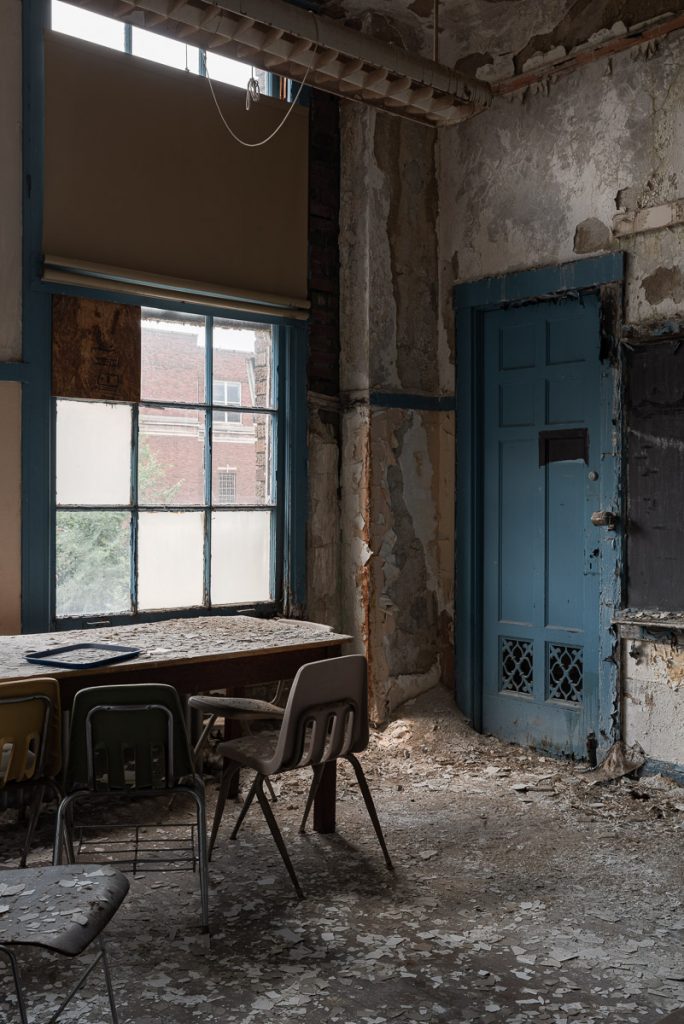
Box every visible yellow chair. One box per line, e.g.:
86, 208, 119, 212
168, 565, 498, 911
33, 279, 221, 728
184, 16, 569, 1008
0, 677, 62, 866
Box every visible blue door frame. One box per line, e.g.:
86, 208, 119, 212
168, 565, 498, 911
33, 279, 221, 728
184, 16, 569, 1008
454, 254, 625, 760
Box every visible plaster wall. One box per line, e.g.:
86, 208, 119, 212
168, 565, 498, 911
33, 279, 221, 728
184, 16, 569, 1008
439, 30, 684, 327
622, 639, 684, 766
339, 103, 454, 721
0, 0, 22, 362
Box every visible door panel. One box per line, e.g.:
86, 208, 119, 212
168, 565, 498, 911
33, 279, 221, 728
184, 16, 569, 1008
482, 296, 601, 756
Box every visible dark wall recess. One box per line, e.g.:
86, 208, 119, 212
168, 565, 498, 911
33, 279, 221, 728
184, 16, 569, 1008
307, 90, 340, 400
626, 342, 684, 610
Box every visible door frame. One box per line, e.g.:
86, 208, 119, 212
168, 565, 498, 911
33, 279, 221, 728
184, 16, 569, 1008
454, 254, 625, 759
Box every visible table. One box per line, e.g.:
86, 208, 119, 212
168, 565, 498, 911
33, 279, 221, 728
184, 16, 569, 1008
0, 615, 352, 833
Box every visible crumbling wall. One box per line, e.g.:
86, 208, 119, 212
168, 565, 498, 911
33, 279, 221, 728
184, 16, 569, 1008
439, 29, 684, 763
340, 103, 454, 722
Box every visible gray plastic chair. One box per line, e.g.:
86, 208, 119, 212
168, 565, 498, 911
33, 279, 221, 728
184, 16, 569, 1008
208, 655, 393, 896
0, 864, 128, 1023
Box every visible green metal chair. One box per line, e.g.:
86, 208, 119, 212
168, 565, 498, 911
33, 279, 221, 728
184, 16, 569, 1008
52, 683, 209, 932
0, 677, 62, 867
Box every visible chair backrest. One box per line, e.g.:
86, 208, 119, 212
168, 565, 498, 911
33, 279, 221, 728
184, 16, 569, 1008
65, 683, 194, 792
0, 677, 61, 786
267, 655, 369, 774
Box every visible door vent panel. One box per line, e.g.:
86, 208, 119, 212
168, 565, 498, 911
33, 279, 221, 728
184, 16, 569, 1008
547, 643, 583, 703
500, 637, 534, 696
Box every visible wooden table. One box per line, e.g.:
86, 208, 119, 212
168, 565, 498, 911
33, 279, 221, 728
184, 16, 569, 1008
0, 616, 352, 833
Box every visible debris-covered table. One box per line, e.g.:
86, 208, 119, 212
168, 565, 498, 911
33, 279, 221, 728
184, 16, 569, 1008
0, 616, 351, 833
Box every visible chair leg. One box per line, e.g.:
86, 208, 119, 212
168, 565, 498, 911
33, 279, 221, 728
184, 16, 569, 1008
299, 765, 325, 834
208, 762, 239, 861
264, 776, 278, 802
0, 946, 29, 1024
345, 754, 393, 871
19, 784, 45, 868
53, 794, 77, 866
254, 776, 304, 899
185, 784, 210, 933
230, 776, 257, 840
99, 936, 120, 1024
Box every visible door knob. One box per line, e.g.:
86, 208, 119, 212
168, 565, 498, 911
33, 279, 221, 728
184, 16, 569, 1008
591, 510, 617, 530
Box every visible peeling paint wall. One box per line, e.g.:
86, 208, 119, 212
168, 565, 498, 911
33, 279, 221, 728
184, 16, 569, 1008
339, 103, 454, 722
440, 29, 684, 764
622, 640, 684, 765
439, 30, 684, 326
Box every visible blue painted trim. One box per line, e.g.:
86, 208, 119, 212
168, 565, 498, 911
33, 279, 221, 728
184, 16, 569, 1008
455, 258, 625, 747
203, 317, 213, 607
22, 0, 53, 634
0, 363, 30, 382
454, 253, 625, 311
642, 757, 684, 786
54, 602, 280, 632
371, 392, 456, 412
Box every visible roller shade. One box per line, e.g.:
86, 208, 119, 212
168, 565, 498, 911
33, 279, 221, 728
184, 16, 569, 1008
43, 32, 310, 317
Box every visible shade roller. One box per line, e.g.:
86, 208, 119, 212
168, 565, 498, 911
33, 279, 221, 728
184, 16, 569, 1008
43, 33, 310, 317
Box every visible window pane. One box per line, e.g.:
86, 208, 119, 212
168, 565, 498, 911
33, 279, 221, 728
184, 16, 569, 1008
132, 29, 200, 72
141, 310, 206, 404
138, 406, 205, 506
56, 511, 131, 617
212, 412, 275, 506
56, 401, 131, 506
138, 512, 204, 610
213, 319, 275, 410
211, 511, 272, 605
51, 1, 125, 51
205, 52, 253, 89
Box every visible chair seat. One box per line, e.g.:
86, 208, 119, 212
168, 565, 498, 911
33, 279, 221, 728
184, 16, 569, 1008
216, 732, 279, 773
188, 695, 284, 719
0, 866, 129, 957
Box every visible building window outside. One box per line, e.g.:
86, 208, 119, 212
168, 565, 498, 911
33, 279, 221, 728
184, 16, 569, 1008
55, 308, 277, 620
213, 381, 242, 424
217, 469, 237, 505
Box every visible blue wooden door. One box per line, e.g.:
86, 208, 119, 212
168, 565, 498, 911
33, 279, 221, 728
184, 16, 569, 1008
482, 295, 602, 756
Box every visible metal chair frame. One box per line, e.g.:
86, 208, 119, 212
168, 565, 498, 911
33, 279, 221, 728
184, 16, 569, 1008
0, 935, 119, 1024
54, 696, 209, 932
0, 691, 62, 867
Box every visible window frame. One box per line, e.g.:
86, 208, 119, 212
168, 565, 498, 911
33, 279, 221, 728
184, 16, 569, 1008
49, 294, 303, 630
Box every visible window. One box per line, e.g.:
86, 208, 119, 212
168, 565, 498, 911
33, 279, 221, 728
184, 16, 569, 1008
55, 309, 278, 620
217, 470, 237, 505
51, 1, 266, 90
212, 381, 242, 424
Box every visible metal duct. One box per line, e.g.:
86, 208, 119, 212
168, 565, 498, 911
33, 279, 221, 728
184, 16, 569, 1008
62, 0, 491, 127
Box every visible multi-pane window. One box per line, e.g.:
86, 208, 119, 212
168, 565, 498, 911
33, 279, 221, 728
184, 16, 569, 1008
55, 309, 278, 620
51, 1, 260, 87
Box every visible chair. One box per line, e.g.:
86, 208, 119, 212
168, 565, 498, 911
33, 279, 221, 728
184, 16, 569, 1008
188, 689, 286, 802
52, 683, 209, 932
0, 864, 128, 1024
0, 677, 62, 867
208, 654, 393, 896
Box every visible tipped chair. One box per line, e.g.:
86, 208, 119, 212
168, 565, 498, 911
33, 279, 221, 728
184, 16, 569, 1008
208, 654, 393, 896
0, 864, 128, 1024
0, 677, 62, 867
53, 683, 209, 932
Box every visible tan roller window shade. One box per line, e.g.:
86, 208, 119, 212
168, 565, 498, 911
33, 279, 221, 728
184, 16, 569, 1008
43, 33, 309, 317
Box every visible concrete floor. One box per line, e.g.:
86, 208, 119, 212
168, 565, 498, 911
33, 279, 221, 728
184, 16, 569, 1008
1, 685, 683, 1024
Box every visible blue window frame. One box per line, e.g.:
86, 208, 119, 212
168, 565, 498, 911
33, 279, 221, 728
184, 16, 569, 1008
54, 309, 288, 626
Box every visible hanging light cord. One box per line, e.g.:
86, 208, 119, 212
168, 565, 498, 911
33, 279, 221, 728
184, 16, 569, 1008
207, 12, 319, 148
